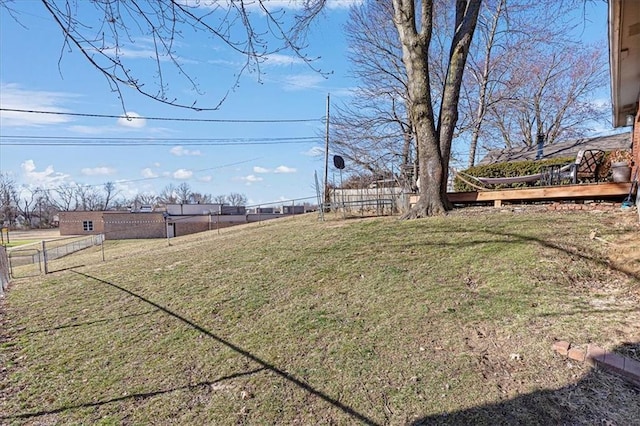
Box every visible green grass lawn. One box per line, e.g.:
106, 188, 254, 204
1, 240, 39, 248
1, 210, 639, 425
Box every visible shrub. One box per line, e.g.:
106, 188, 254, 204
453, 157, 573, 192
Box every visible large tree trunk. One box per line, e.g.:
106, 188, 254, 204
394, 0, 447, 218
394, 0, 481, 218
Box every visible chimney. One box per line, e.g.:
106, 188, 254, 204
536, 133, 545, 160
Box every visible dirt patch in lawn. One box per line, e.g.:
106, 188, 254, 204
608, 232, 640, 279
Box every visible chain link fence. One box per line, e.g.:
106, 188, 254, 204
7, 234, 105, 279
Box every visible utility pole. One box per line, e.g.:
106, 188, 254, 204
323, 94, 330, 209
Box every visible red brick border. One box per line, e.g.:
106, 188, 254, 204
552, 340, 640, 387
546, 202, 626, 212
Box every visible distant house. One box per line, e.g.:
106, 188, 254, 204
477, 132, 632, 166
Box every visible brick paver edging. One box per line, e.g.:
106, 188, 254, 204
552, 340, 640, 387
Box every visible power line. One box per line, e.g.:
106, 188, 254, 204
0, 135, 322, 146
0, 108, 324, 123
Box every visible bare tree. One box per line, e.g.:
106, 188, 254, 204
74, 184, 104, 211
459, 0, 508, 167
213, 195, 228, 205
138, 194, 159, 205
334, 0, 605, 180
5, 0, 328, 111
52, 184, 79, 211
190, 192, 212, 204
134, 193, 160, 207
158, 184, 179, 205
175, 183, 192, 204
484, 42, 608, 150
103, 181, 118, 210
12, 187, 39, 227
0, 173, 18, 226
394, 0, 482, 217
227, 193, 248, 206
331, 1, 414, 183
33, 192, 55, 227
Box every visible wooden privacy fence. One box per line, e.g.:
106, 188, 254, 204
7, 234, 105, 279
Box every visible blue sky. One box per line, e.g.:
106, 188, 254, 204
0, 0, 611, 207
0, 0, 361, 206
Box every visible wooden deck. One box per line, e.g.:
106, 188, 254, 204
411, 182, 636, 208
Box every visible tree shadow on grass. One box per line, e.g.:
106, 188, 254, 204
27, 270, 379, 425
484, 229, 639, 282
1, 368, 265, 421
410, 357, 640, 425
405, 227, 640, 425
24, 309, 159, 335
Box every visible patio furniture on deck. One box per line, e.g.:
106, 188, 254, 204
458, 149, 606, 190
540, 149, 605, 186
557, 149, 606, 185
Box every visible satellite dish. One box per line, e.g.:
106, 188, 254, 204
333, 155, 345, 170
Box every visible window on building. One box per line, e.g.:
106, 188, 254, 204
83, 220, 94, 231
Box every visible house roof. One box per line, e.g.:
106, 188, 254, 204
609, 0, 640, 127
477, 131, 632, 165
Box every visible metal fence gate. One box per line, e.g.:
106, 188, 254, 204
7, 234, 105, 279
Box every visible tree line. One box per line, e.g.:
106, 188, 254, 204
0, 174, 247, 229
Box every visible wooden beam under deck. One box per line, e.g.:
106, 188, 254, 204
410, 182, 636, 207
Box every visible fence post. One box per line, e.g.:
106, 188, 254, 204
0, 246, 9, 295
42, 240, 49, 274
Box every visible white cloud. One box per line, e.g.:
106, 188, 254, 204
207, 58, 238, 67
274, 165, 297, 174
198, 175, 213, 182
282, 74, 326, 91
330, 87, 358, 98
326, 0, 363, 9
100, 39, 197, 64
173, 169, 193, 179
303, 146, 325, 157
237, 174, 263, 185
170, 145, 202, 156
141, 168, 158, 178
20, 160, 70, 189
113, 181, 142, 200
252, 165, 296, 174
0, 83, 76, 127
117, 112, 146, 128
265, 53, 304, 66
81, 166, 116, 176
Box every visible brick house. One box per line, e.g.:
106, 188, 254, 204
609, 0, 639, 178
59, 211, 165, 240
58, 203, 296, 240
